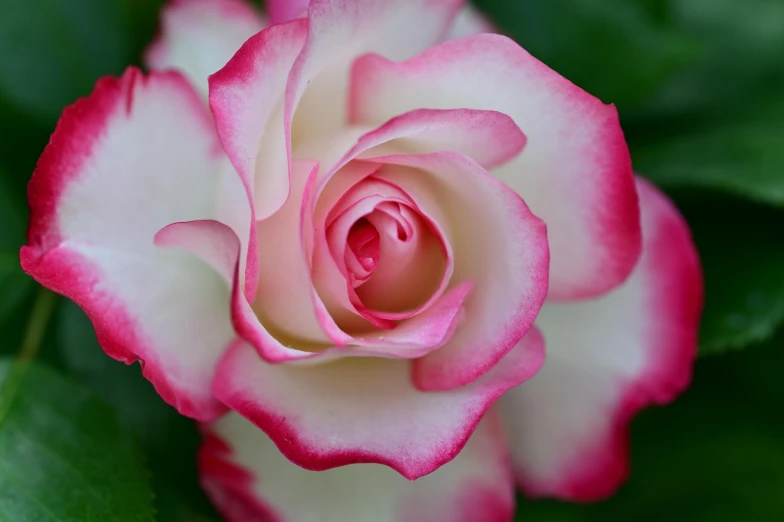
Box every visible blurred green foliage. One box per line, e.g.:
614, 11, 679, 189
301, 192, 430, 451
0, 358, 155, 521
58, 301, 221, 521
0, 169, 32, 322
0, 0, 782, 520
675, 192, 784, 354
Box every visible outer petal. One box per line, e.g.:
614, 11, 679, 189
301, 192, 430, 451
497, 178, 702, 500
20, 69, 240, 421
213, 328, 544, 480
209, 19, 308, 219
200, 411, 514, 522
152, 216, 355, 364
146, 0, 266, 99
351, 34, 641, 300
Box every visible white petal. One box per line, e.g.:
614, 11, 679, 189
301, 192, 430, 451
497, 178, 702, 500
200, 411, 515, 522
351, 34, 640, 299
21, 69, 243, 420
145, 0, 265, 99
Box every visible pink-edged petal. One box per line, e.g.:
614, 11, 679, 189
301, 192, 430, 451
444, 4, 495, 41
230, 160, 353, 364
266, 0, 309, 24
310, 108, 526, 184
200, 411, 514, 522
498, 177, 702, 501
306, 162, 381, 332
215, 158, 259, 300
148, 0, 262, 295
155, 219, 240, 284
232, 281, 328, 363
359, 152, 548, 390
209, 0, 465, 225
351, 34, 640, 300
20, 68, 243, 421
212, 329, 543, 480
253, 159, 347, 345
209, 18, 308, 219
235, 276, 460, 365
152, 213, 333, 365
351, 281, 473, 359
145, 0, 266, 99
283, 0, 465, 208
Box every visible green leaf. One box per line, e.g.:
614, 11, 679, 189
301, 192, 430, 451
0, 359, 154, 521
0, 1, 124, 123
637, 0, 784, 119
58, 301, 220, 522
0, 168, 33, 325
0, 257, 32, 335
633, 96, 784, 206
0, 0, 163, 125
670, 190, 784, 355
0, 99, 53, 207
516, 330, 784, 522
0, 0, 165, 200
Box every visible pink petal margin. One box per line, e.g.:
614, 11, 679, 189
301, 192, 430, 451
349, 34, 641, 301
199, 411, 515, 522
212, 327, 543, 480
199, 429, 282, 522
20, 69, 228, 421
209, 18, 308, 221
514, 178, 702, 501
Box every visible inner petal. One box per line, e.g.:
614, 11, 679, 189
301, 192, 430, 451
321, 176, 450, 331
345, 218, 380, 286
355, 203, 445, 317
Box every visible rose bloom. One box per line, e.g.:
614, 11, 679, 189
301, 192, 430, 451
20, 0, 702, 520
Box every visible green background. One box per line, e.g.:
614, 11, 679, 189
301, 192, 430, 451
1, 0, 783, 520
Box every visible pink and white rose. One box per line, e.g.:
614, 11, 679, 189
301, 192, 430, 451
20, 0, 702, 519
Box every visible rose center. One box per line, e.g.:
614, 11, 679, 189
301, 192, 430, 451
317, 175, 450, 331
345, 218, 381, 286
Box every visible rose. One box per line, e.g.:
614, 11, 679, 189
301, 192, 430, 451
20, 0, 702, 519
